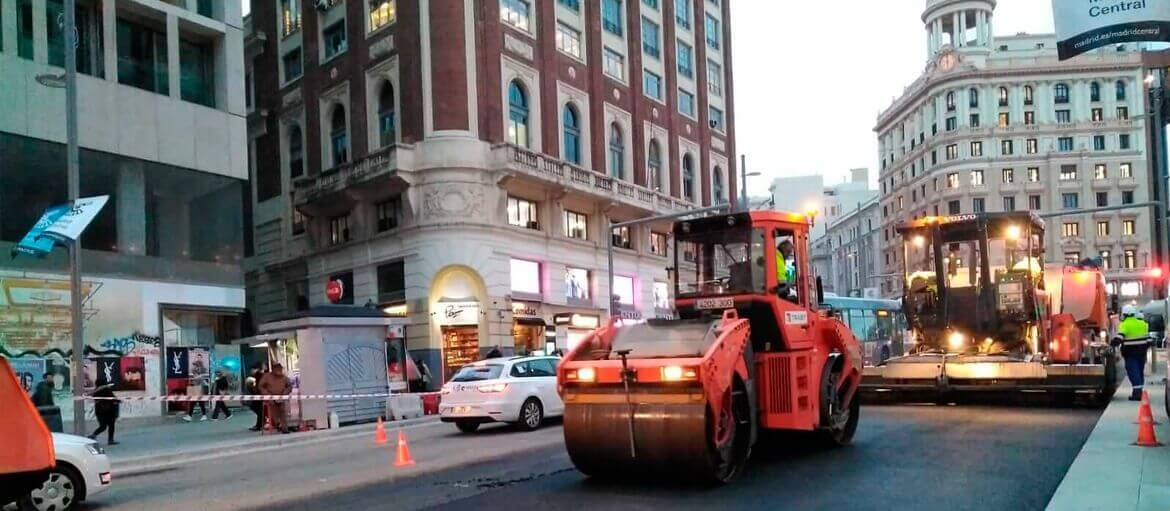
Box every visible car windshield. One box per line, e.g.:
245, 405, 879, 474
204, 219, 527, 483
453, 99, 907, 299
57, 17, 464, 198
449, 364, 503, 382
677, 227, 766, 297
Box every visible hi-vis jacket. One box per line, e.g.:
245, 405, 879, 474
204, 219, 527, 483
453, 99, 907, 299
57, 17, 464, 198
1113, 316, 1152, 357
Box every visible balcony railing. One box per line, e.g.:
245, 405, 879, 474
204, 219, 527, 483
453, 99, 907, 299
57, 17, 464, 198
294, 146, 399, 204
503, 144, 693, 213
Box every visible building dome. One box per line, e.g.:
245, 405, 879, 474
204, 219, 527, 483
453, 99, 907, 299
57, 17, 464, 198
923, 0, 996, 57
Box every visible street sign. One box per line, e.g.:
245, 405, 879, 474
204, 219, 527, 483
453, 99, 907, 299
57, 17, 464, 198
326, 279, 345, 303
1053, 0, 1170, 60
10, 195, 109, 259
11, 204, 70, 258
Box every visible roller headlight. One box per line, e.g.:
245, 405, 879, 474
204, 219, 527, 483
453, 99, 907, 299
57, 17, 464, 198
661, 365, 698, 382
948, 331, 966, 350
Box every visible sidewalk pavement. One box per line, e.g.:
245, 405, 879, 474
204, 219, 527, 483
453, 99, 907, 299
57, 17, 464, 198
65, 407, 439, 476
1047, 355, 1170, 511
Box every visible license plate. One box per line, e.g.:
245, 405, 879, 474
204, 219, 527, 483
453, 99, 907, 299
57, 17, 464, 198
696, 297, 735, 310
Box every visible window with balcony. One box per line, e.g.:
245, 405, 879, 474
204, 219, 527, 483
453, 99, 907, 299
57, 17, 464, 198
1025, 138, 1037, 154
330, 106, 348, 167
369, 0, 396, 31
970, 114, 980, 128
1062, 193, 1079, 209
507, 196, 539, 230
709, 106, 725, 131
713, 166, 725, 202
1024, 111, 1035, 125
377, 196, 401, 232
677, 40, 694, 78
998, 112, 1010, 127
1124, 219, 1136, 235
1123, 190, 1135, 204
292, 208, 306, 236
1116, 80, 1127, 101
1062, 222, 1079, 237
1100, 250, 1112, 270
971, 170, 984, 186
603, 47, 625, 80
117, 17, 168, 95
507, 80, 529, 147
969, 88, 979, 108
1097, 191, 1108, 207
946, 91, 956, 111
1120, 162, 1133, 178
603, 0, 623, 35
283, 48, 303, 82
1120, 134, 1131, 150
1003, 196, 1016, 211
1064, 252, 1081, 264
1090, 82, 1101, 102
1092, 164, 1106, 180
1002, 168, 1014, 183
323, 20, 347, 59
282, 0, 302, 36
1001, 140, 1013, 155
1056, 110, 1071, 123
946, 117, 957, 131
1097, 220, 1110, 237
1058, 137, 1074, 151
1060, 165, 1077, 180
946, 172, 959, 189
675, 0, 692, 28
973, 197, 985, 213
1124, 249, 1137, 269
641, 17, 660, 58
608, 123, 625, 180
678, 88, 696, 117
330, 214, 351, 245
1054, 83, 1070, 103
707, 59, 723, 96
999, 86, 1009, 106
288, 124, 304, 178
644, 69, 663, 100
1091, 108, 1103, 122
1093, 135, 1105, 151
705, 14, 720, 49
564, 210, 589, 240
948, 200, 961, 215
970, 141, 983, 157
1118, 106, 1129, 120
563, 104, 582, 165
683, 154, 696, 201
557, 22, 582, 58
502, 0, 531, 32
1029, 195, 1041, 210
375, 82, 397, 147
946, 144, 958, 160
1024, 85, 1034, 105
650, 232, 668, 256
612, 224, 633, 249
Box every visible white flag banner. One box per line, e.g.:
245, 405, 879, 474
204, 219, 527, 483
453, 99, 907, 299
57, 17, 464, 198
1053, 0, 1170, 60
42, 195, 110, 243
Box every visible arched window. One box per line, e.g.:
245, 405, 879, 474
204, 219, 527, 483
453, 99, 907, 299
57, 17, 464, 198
647, 141, 662, 192
1090, 81, 1101, 102
998, 86, 1009, 106
330, 105, 348, 166
288, 124, 304, 178
945, 91, 955, 111
1024, 85, 1034, 105
507, 80, 529, 147
1116, 80, 1127, 101
378, 82, 396, 147
968, 88, 978, 108
563, 104, 581, 165
682, 154, 695, 202
1054, 83, 1070, 104
608, 123, 624, 179
713, 166, 724, 203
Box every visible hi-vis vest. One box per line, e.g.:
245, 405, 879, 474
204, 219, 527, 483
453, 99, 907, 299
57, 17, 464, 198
775, 252, 795, 284
1117, 316, 1152, 352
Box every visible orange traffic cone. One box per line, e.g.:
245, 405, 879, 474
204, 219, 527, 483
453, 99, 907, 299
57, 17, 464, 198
1136, 391, 1162, 425
394, 430, 415, 467
375, 417, 388, 446
1133, 392, 1163, 447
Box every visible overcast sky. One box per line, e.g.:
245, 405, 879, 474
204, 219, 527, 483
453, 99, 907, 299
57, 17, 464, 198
240, 1, 1055, 195
731, 0, 1055, 196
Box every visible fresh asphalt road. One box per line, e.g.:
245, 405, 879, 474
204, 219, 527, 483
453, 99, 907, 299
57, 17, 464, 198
88, 404, 1102, 511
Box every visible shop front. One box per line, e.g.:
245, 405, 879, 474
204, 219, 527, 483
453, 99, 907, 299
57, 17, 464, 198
511, 301, 549, 356
436, 300, 481, 381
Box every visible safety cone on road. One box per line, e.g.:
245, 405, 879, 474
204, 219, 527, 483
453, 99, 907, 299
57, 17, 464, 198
1136, 391, 1162, 425
375, 417, 388, 446
394, 430, 415, 467
1133, 392, 1164, 447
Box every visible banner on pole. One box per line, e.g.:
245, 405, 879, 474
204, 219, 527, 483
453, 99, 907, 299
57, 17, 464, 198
11, 204, 70, 258
11, 195, 110, 259
1053, 0, 1170, 60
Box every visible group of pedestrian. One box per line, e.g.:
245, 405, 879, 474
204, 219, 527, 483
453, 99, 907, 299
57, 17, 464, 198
183, 369, 234, 422
180, 363, 292, 433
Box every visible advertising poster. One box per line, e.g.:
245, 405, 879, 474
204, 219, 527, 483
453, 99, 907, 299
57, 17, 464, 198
1053, 0, 1170, 59
9, 358, 45, 394
118, 357, 146, 391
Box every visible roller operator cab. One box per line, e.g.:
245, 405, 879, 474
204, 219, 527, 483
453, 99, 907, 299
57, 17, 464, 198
556, 211, 863, 484
862, 211, 1119, 402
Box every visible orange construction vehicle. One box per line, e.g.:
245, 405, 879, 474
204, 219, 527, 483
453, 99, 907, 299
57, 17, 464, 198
0, 357, 56, 507
557, 210, 863, 483
862, 212, 1120, 403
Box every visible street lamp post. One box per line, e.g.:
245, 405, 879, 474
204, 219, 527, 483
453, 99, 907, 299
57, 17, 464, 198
738, 155, 761, 212
63, 0, 85, 436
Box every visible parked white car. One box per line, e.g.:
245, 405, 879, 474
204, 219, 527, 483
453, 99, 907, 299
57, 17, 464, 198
17, 433, 112, 511
440, 356, 563, 433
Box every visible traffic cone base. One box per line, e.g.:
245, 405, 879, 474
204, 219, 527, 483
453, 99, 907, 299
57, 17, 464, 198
394, 430, 415, 467
375, 417, 388, 446
1133, 391, 1163, 447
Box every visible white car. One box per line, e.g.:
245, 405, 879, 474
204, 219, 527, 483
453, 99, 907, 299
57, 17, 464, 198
440, 356, 563, 433
17, 433, 112, 511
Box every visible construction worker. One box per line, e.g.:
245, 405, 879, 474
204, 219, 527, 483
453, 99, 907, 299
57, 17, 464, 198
1112, 304, 1152, 401
775, 238, 798, 302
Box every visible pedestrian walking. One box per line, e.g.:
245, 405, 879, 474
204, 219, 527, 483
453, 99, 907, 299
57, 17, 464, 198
1112, 304, 1153, 401
183, 375, 210, 422
259, 363, 292, 433
88, 384, 120, 445
210, 369, 233, 421
31, 372, 55, 407
415, 358, 433, 391
245, 365, 265, 431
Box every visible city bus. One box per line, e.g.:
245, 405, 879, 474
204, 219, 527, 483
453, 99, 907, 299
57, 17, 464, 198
821, 294, 909, 366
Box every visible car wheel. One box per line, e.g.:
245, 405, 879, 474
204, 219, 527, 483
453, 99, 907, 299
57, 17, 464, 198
517, 398, 544, 431
455, 421, 480, 433
18, 464, 83, 511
